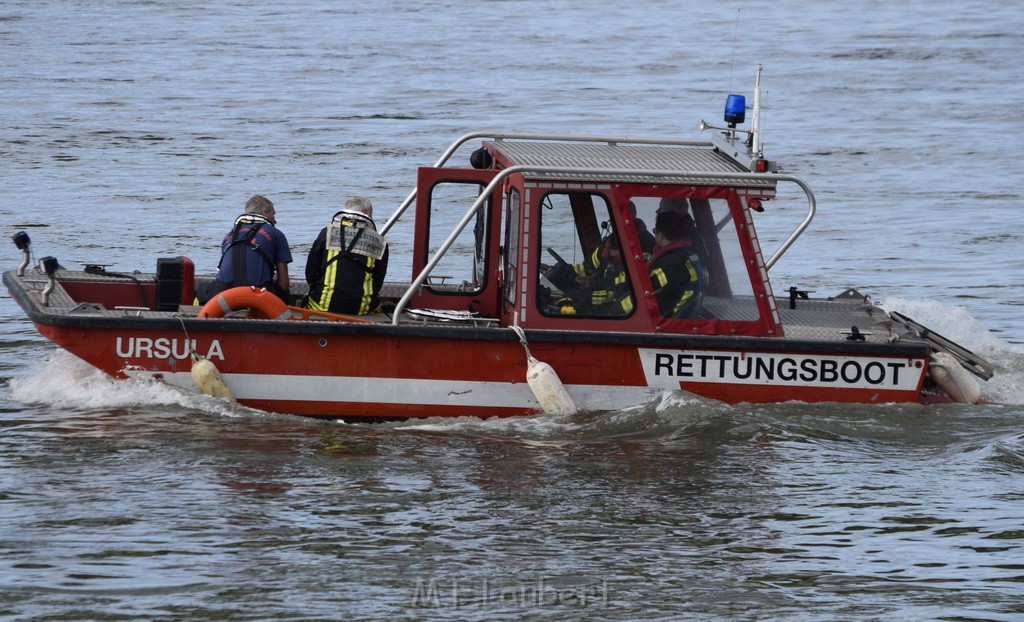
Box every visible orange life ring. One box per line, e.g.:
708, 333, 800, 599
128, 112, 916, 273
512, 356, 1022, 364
198, 286, 291, 320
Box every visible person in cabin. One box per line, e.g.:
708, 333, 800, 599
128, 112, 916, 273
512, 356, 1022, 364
657, 197, 710, 266
552, 230, 633, 316
304, 196, 389, 315
572, 203, 654, 280
540, 223, 626, 315
657, 197, 689, 216
197, 194, 292, 304
648, 210, 710, 318
570, 232, 623, 286
553, 200, 709, 318
553, 204, 651, 316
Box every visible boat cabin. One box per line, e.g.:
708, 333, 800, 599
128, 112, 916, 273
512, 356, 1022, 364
395, 134, 787, 338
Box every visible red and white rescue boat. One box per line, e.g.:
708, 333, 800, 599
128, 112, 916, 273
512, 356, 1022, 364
4, 67, 996, 419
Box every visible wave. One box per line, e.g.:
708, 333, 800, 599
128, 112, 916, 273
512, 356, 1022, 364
878, 296, 1024, 405
7, 350, 255, 419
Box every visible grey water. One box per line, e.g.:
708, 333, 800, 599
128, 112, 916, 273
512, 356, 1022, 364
3, 1, 1024, 620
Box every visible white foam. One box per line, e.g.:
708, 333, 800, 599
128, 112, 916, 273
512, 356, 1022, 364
653, 389, 712, 413
9, 350, 251, 417
389, 389, 723, 441
879, 296, 1024, 405
392, 409, 579, 439
879, 296, 1021, 356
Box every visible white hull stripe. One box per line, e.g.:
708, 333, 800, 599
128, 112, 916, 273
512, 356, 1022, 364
129, 371, 661, 412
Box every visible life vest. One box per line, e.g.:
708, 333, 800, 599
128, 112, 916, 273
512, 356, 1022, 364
323, 210, 386, 263
218, 214, 276, 288
649, 239, 710, 318
306, 210, 388, 315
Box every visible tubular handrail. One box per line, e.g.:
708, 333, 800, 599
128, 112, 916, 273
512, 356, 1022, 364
764, 176, 816, 270
378, 131, 713, 236
390, 164, 815, 324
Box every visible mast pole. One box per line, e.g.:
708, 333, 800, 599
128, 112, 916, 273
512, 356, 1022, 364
751, 64, 763, 158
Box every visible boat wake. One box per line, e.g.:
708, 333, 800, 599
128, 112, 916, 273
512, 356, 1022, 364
391, 389, 725, 442
877, 295, 1017, 355
8, 349, 261, 420
11, 349, 1022, 486
878, 296, 1024, 405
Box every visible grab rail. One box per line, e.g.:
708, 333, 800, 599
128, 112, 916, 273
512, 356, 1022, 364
379, 132, 713, 236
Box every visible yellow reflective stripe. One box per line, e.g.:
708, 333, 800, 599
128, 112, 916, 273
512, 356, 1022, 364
587, 267, 633, 313
572, 248, 603, 276
359, 257, 376, 314
673, 291, 693, 315
671, 261, 700, 315
308, 249, 339, 311
650, 267, 668, 288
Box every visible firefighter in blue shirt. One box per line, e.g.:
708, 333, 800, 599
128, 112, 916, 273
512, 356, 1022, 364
198, 194, 292, 304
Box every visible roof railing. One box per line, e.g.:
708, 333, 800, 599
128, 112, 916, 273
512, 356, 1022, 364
379, 132, 713, 237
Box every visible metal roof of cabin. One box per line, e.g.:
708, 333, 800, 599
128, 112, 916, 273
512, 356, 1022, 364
484, 140, 776, 188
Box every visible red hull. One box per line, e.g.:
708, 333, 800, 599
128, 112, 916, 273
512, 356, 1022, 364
35, 321, 930, 419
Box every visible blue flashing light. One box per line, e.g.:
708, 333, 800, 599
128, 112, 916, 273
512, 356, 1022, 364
724, 94, 746, 125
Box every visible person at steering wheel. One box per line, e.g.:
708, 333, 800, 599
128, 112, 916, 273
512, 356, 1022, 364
544, 234, 633, 316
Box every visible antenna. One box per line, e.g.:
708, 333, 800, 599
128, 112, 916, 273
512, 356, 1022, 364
751, 64, 763, 157
728, 9, 741, 93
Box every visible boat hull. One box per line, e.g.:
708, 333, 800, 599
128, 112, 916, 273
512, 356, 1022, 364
32, 316, 930, 419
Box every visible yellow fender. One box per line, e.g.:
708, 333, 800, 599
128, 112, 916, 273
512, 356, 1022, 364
190, 354, 235, 402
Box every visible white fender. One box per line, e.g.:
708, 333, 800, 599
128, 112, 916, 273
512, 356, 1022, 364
191, 354, 235, 402
929, 351, 981, 405
525, 355, 577, 416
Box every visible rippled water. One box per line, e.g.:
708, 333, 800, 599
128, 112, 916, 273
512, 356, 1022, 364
3, 1, 1024, 620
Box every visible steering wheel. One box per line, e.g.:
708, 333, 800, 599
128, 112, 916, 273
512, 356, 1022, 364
543, 247, 577, 293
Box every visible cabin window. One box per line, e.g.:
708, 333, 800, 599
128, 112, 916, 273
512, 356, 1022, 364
502, 189, 521, 312
424, 180, 490, 294
536, 191, 634, 318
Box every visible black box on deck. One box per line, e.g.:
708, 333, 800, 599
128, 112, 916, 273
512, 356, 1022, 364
156, 256, 194, 311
